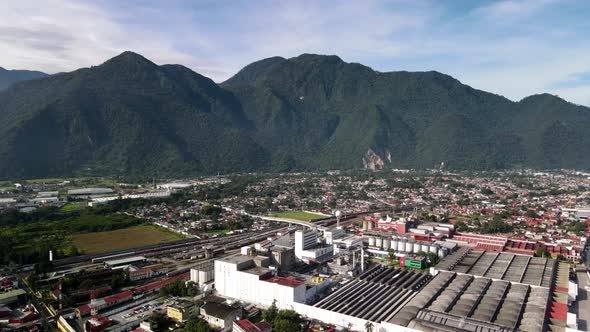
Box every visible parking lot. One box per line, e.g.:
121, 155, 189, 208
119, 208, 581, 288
108, 297, 167, 326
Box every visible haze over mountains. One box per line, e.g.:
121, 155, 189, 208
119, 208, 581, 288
0, 51, 589, 179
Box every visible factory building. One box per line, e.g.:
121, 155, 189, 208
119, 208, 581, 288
294, 230, 333, 263
435, 248, 557, 287
388, 271, 551, 332
214, 255, 329, 309
66, 188, 114, 199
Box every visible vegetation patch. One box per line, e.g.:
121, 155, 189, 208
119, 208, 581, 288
71, 224, 184, 254
270, 211, 326, 221
60, 201, 88, 212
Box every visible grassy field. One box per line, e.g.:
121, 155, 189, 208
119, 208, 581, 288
270, 211, 326, 221
61, 201, 89, 212
204, 228, 230, 235
71, 225, 185, 254
26, 178, 66, 184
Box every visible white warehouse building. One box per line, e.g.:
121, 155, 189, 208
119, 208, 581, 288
214, 255, 328, 309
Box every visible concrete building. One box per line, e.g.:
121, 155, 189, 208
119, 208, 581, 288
167, 300, 199, 323
269, 246, 296, 271
200, 302, 241, 332
128, 266, 153, 281
214, 256, 308, 309
294, 230, 333, 263
67, 188, 114, 199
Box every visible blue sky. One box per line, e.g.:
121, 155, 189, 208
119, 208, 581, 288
1, 0, 590, 106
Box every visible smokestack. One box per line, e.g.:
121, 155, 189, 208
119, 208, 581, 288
361, 247, 365, 272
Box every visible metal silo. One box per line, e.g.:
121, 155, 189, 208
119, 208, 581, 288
413, 242, 421, 254
398, 239, 406, 252
383, 238, 391, 250
375, 237, 383, 249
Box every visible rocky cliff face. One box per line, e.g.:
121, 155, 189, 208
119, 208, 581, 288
362, 149, 389, 170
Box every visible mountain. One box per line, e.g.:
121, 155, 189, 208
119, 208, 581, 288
0, 67, 47, 90
0, 52, 267, 178
0, 51, 589, 179
223, 54, 590, 170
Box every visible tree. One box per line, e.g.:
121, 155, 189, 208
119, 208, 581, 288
263, 303, 303, 332
455, 220, 468, 232
262, 300, 278, 324
185, 319, 211, 332
26, 273, 39, 291
150, 313, 169, 331
388, 249, 396, 262
273, 310, 303, 332
428, 252, 439, 266
535, 247, 551, 258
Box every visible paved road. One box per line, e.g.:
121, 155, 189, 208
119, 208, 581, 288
575, 270, 589, 331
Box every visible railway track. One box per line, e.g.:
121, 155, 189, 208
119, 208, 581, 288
53, 226, 287, 268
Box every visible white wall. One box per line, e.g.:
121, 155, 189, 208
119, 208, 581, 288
291, 303, 421, 332
214, 259, 305, 309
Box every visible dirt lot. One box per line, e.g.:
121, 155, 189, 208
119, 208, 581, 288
71, 225, 184, 254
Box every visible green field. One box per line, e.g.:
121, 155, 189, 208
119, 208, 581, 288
60, 201, 88, 212
269, 211, 326, 221
204, 228, 230, 235
26, 178, 66, 184
71, 224, 185, 254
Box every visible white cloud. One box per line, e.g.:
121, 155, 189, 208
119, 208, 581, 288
0, 0, 210, 75
0, 0, 589, 106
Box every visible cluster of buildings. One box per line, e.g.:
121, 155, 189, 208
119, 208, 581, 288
0, 277, 40, 330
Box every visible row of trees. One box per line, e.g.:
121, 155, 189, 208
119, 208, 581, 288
159, 280, 199, 297
262, 301, 305, 332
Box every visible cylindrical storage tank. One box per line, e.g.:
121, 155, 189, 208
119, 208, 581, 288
190, 269, 199, 283
362, 220, 368, 231
439, 247, 448, 258
405, 241, 413, 253
368, 221, 374, 230
375, 237, 383, 249
398, 239, 406, 252
368, 237, 376, 247
413, 242, 421, 254
199, 270, 213, 285
383, 238, 391, 250
391, 239, 399, 251
421, 244, 429, 253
